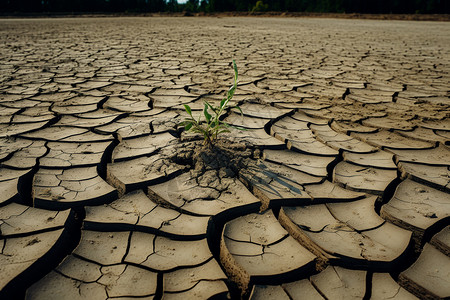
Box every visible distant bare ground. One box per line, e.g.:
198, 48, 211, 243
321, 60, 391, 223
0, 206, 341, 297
1, 11, 449, 21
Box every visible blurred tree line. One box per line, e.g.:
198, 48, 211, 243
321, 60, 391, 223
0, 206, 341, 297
1, 0, 448, 14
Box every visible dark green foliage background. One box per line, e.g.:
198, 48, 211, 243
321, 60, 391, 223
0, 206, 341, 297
1, 0, 448, 15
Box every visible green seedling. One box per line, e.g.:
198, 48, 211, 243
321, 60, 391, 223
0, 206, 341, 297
180, 60, 244, 146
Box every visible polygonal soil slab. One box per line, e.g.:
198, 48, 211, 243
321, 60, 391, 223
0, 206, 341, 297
396, 127, 448, 144
391, 144, 450, 166
362, 117, 415, 131
331, 120, 378, 134
0, 168, 33, 205
311, 124, 377, 153
148, 170, 261, 217
239, 103, 292, 119
0, 120, 50, 138
271, 120, 338, 156
279, 204, 412, 270
145, 110, 181, 134
125, 231, 213, 271
342, 150, 397, 169
1, 229, 69, 298
347, 89, 393, 104
104, 95, 152, 113
21, 126, 114, 142
372, 273, 419, 300
351, 130, 434, 150
55, 114, 120, 129
380, 179, 450, 241
0, 139, 47, 169
239, 160, 322, 209
282, 279, 325, 300
263, 149, 335, 177
290, 111, 329, 125
95, 115, 154, 138
333, 161, 397, 195
111, 132, 177, 162
399, 243, 450, 299
222, 128, 285, 149
250, 267, 404, 300
84, 190, 209, 239
163, 259, 229, 299
249, 285, 291, 300
431, 226, 450, 256
398, 161, 450, 192
311, 266, 366, 299
325, 196, 385, 231
107, 152, 187, 196
0, 178, 22, 206
224, 112, 270, 129
33, 167, 117, 210
303, 179, 366, 202
0, 203, 72, 237
40, 141, 112, 168
220, 210, 316, 291
151, 95, 196, 108
26, 256, 158, 300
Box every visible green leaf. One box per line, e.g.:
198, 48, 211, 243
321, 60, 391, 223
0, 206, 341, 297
203, 103, 212, 122
221, 122, 247, 131
227, 85, 236, 99
232, 105, 244, 116
185, 123, 193, 131
204, 101, 218, 114
220, 98, 227, 108
233, 59, 238, 82
183, 104, 193, 117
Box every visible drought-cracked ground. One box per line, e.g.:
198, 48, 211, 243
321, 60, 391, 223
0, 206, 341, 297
0, 16, 449, 299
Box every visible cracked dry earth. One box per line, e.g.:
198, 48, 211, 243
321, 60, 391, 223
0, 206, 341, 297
0, 17, 449, 300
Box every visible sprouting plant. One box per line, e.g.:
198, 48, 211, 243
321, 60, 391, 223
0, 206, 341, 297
180, 60, 244, 146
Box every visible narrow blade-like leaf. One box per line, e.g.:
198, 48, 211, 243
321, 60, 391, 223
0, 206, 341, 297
183, 104, 193, 117
220, 98, 227, 108
233, 59, 238, 82
185, 123, 193, 131
232, 105, 244, 116
204, 103, 212, 122
205, 101, 218, 114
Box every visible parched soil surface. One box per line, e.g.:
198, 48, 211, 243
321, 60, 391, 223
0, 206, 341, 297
0, 17, 449, 299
